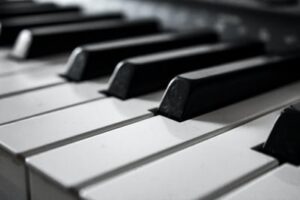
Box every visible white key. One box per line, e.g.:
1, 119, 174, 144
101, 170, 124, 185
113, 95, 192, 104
0, 77, 109, 125
0, 48, 68, 77
78, 111, 281, 200
221, 164, 300, 200
26, 81, 300, 200
0, 92, 161, 200
0, 52, 68, 200
0, 64, 66, 97
0, 91, 161, 154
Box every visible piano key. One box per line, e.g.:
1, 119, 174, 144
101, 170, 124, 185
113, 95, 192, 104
26, 80, 300, 200
0, 1, 33, 5
0, 90, 161, 153
0, 2, 55, 10
0, 1, 35, 9
0, 61, 67, 98
32, 108, 283, 200
11, 19, 162, 59
0, 77, 108, 125
0, 48, 68, 77
159, 54, 300, 122
64, 29, 219, 81
222, 164, 300, 200
0, 91, 162, 200
0, 12, 124, 45
0, 4, 80, 19
107, 41, 265, 99
260, 0, 298, 5
262, 102, 300, 165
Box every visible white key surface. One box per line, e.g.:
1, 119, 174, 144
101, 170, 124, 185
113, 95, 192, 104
0, 91, 162, 155
0, 64, 66, 97
80, 112, 281, 200
0, 48, 68, 77
0, 77, 109, 125
27, 81, 300, 191
222, 164, 300, 200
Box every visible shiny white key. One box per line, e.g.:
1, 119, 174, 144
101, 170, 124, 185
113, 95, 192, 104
0, 91, 161, 154
0, 91, 161, 200
78, 111, 282, 200
26, 81, 300, 200
0, 77, 108, 125
222, 164, 300, 200
0, 48, 68, 77
0, 63, 67, 97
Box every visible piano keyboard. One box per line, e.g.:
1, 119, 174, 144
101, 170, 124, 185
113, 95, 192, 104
0, 0, 300, 200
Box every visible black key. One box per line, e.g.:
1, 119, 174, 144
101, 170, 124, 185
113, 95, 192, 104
0, 4, 80, 19
0, 12, 124, 45
106, 41, 264, 99
263, 103, 300, 165
0, 1, 35, 8
0, 2, 57, 10
259, 0, 298, 5
65, 29, 219, 81
158, 54, 300, 121
11, 19, 161, 59
0, 0, 32, 4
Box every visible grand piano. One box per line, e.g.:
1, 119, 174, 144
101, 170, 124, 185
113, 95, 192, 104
0, 0, 300, 199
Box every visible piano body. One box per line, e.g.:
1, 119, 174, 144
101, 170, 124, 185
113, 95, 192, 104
0, 0, 299, 199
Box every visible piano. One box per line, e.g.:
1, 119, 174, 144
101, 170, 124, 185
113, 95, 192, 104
0, 0, 300, 199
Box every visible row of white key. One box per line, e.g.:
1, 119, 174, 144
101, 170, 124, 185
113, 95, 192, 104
0, 42, 296, 200
0, 91, 162, 200
78, 106, 286, 200
0, 51, 297, 200
0, 77, 109, 125
25, 80, 300, 200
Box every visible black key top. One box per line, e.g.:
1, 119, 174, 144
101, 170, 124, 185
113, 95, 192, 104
0, 1, 35, 8
0, 2, 54, 8
0, 0, 32, 4
158, 54, 300, 121
0, 2, 56, 8
106, 41, 264, 99
11, 19, 161, 59
65, 29, 219, 81
259, 0, 298, 5
0, 4, 80, 19
263, 103, 300, 165
0, 12, 124, 45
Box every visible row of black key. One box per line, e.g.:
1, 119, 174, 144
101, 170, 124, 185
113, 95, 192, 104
0, 12, 124, 45
1, 1, 300, 118
2, 1, 300, 118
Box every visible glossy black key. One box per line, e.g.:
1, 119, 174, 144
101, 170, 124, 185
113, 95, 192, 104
65, 29, 219, 81
260, 0, 298, 5
0, 4, 80, 19
158, 54, 300, 121
0, 1, 35, 8
106, 41, 264, 99
11, 19, 161, 59
0, 0, 32, 4
263, 103, 300, 165
0, 12, 124, 45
